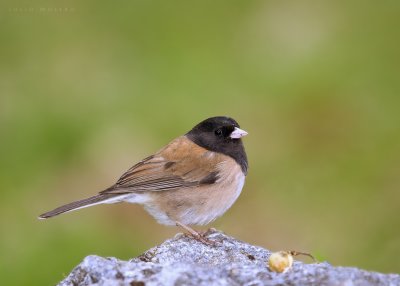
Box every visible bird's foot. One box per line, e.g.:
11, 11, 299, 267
175, 221, 216, 246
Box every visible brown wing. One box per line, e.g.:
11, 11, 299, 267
100, 136, 223, 194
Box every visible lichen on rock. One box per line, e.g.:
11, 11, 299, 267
58, 229, 400, 286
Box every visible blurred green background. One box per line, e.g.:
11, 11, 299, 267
1, 1, 399, 285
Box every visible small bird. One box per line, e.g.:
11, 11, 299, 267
39, 116, 248, 244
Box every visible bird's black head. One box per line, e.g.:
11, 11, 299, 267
186, 116, 248, 174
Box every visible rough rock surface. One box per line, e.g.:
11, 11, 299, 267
58, 229, 400, 286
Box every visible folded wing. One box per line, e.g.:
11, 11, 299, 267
101, 136, 222, 195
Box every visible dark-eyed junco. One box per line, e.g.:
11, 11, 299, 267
39, 116, 248, 244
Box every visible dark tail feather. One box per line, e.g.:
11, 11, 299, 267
38, 194, 117, 219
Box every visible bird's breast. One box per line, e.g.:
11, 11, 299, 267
144, 157, 246, 226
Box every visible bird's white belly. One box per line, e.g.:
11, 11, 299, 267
123, 159, 246, 226
190, 171, 245, 225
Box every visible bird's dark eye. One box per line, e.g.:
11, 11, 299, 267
215, 129, 223, 136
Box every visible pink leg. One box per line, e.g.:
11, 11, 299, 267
175, 221, 216, 246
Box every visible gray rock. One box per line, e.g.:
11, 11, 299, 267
58, 229, 400, 286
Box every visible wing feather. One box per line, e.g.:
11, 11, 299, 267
101, 136, 223, 195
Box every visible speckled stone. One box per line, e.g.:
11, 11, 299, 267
58, 229, 400, 286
